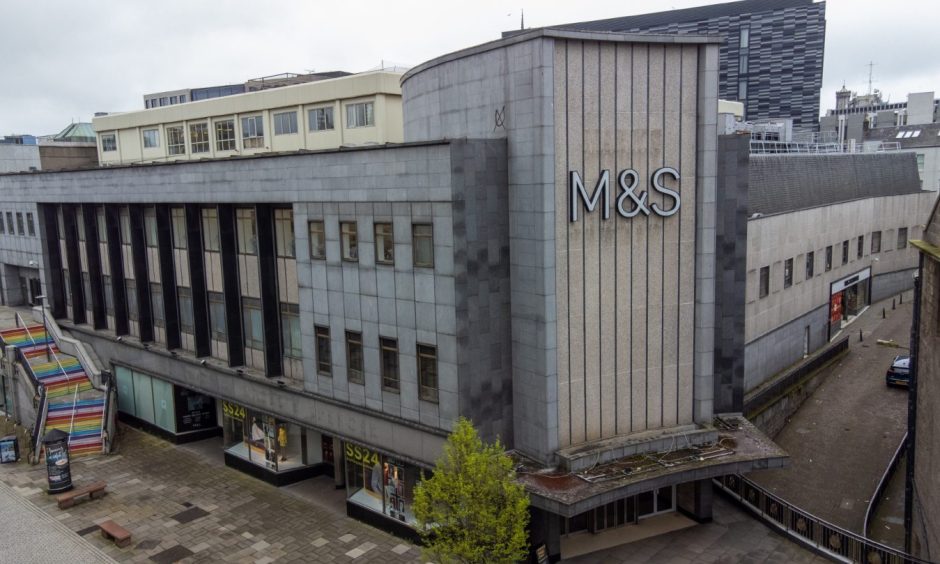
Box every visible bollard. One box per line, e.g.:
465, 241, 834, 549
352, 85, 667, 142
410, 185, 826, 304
893, 299, 896, 310
900, 294, 903, 304
859, 329, 863, 342
883, 308, 886, 319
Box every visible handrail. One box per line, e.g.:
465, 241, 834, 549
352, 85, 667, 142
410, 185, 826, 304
14, 312, 37, 346
715, 474, 931, 564
66, 384, 80, 447
31, 388, 47, 464
864, 432, 909, 538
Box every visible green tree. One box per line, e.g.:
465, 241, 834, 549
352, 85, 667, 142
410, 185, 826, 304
413, 417, 530, 564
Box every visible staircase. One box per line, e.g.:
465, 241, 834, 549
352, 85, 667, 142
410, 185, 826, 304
0, 324, 105, 458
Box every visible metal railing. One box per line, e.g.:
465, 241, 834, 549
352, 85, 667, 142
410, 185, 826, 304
750, 139, 902, 155
14, 312, 37, 346
864, 433, 909, 538
30, 387, 46, 464
715, 474, 931, 563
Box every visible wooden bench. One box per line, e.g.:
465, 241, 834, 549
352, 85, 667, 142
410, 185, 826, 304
56, 481, 107, 509
98, 519, 132, 548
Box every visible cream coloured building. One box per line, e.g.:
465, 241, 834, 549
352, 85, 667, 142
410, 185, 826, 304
93, 71, 404, 165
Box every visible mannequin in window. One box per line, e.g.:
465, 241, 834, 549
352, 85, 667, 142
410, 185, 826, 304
278, 425, 288, 461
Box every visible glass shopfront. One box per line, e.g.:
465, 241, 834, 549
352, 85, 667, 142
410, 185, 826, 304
114, 365, 217, 440
221, 401, 308, 473
828, 268, 871, 340
560, 486, 676, 537
344, 441, 419, 526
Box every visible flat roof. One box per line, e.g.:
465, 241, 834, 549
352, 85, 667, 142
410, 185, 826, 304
515, 416, 788, 517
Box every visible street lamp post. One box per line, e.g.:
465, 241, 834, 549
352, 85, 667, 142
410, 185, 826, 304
35, 294, 49, 361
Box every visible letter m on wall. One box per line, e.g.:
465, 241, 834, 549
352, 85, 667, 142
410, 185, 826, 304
569, 170, 610, 222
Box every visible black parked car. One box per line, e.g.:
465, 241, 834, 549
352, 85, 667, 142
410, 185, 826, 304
885, 355, 910, 387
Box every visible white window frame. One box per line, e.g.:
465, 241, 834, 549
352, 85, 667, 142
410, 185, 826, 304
241, 115, 265, 148
346, 101, 374, 128
142, 129, 160, 149
308, 106, 335, 132
273, 111, 298, 135
101, 133, 117, 152
215, 119, 236, 151
167, 126, 186, 155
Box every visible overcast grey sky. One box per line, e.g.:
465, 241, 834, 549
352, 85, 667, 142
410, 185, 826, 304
0, 0, 937, 135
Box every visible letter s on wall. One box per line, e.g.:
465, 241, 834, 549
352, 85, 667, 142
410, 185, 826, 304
650, 167, 681, 217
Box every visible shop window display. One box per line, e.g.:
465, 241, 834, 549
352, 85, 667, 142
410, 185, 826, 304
222, 401, 306, 472
345, 442, 418, 525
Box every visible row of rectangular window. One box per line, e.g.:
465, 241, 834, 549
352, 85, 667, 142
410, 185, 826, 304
101, 102, 374, 154
315, 326, 438, 402
145, 94, 187, 108
311, 220, 434, 268
0, 211, 35, 237
757, 228, 909, 299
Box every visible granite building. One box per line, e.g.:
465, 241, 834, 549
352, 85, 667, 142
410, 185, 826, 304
0, 22, 928, 561
549, 0, 827, 131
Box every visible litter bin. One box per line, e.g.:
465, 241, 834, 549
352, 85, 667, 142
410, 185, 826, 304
42, 429, 72, 493
0, 435, 18, 463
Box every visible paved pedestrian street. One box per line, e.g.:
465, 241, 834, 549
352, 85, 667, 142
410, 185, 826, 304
0, 421, 821, 564
0, 425, 423, 563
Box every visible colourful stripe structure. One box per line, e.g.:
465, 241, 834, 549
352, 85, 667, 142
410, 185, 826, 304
0, 325, 104, 457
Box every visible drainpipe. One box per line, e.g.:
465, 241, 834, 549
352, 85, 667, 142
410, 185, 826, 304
904, 258, 921, 553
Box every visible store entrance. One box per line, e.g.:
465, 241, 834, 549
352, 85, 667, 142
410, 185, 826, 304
828, 268, 872, 340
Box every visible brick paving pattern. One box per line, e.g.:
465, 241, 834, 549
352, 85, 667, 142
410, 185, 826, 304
0, 425, 423, 563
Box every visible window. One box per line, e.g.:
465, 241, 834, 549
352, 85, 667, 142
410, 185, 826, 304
96, 207, 107, 242
380, 337, 399, 391
737, 80, 747, 101
215, 119, 236, 151
103, 275, 114, 315
145, 207, 158, 247
120, 207, 131, 244
15, 213, 24, 235
274, 209, 295, 258
857, 236, 864, 259
805, 252, 814, 279
236, 208, 257, 254
179, 95, 186, 103
308, 221, 325, 259
309, 107, 334, 131
739, 26, 750, 48
897, 227, 908, 249
178, 287, 194, 333
242, 299, 263, 349
418, 344, 438, 402
142, 129, 160, 149
842, 240, 849, 265
825, 245, 832, 271
171, 207, 187, 249
101, 134, 117, 152
316, 326, 332, 375
151, 283, 165, 327
412, 224, 434, 267
273, 111, 298, 135
758, 266, 769, 298
26, 212, 35, 236
189, 123, 210, 153
241, 116, 264, 149
738, 54, 748, 75
346, 331, 363, 384
202, 208, 220, 251
125, 279, 138, 321
281, 304, 301, 358
346, 102, 374, 128
170, 96, 178, 104
341, 221, 358, 261
784, 259, 793, 289
375, 223, 394, 264
0, 213, 4, 234
5, 212, 12, 235
208, 292, 226, 341
871, 231, 882, 253
76, 209, 85, 241
167, 126, 185, 155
